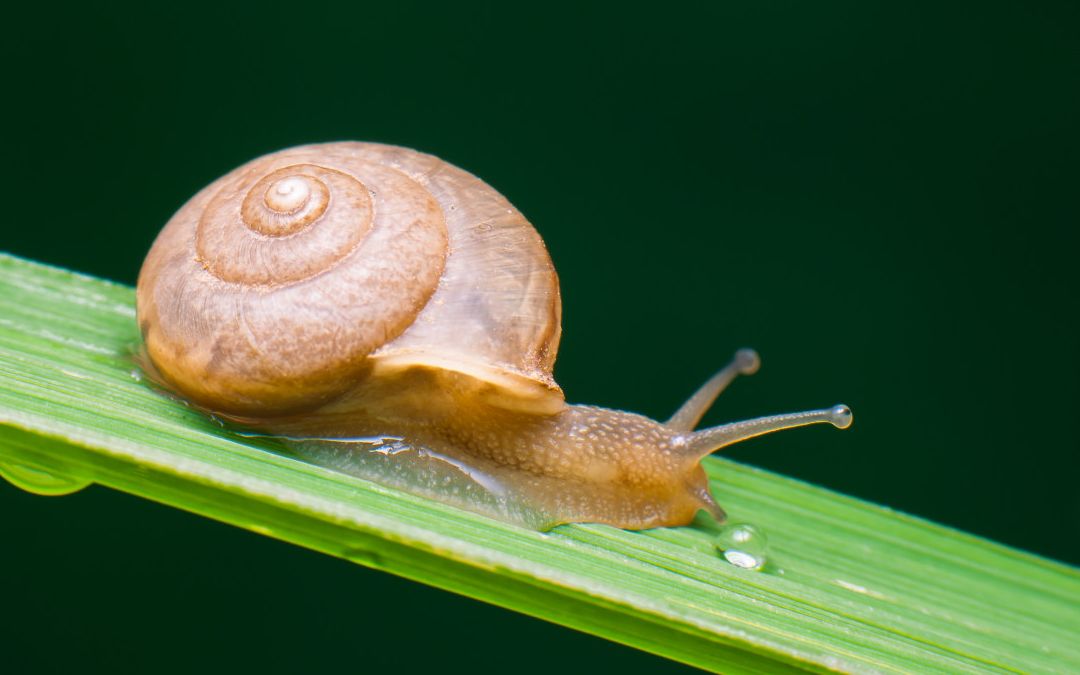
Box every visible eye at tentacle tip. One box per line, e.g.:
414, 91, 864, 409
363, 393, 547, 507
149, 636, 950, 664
829, 404, 854, 429
735, 348, 761, 375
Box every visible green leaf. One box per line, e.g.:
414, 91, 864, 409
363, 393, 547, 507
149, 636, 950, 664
0, 252, 1076, 674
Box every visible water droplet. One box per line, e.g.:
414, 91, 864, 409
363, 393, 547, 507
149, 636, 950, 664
715, 522, 769, 571
0, 460, 92, 496
129, 368, 143, 382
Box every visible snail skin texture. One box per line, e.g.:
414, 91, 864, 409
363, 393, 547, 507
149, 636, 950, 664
136, 142, 852, 530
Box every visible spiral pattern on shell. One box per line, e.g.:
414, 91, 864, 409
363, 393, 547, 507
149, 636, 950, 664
137, 142, 562, 418
197, 164, 374, 285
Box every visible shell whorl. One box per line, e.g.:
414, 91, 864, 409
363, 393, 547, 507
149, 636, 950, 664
197, 164, 375, 285
137, 142, 563, 418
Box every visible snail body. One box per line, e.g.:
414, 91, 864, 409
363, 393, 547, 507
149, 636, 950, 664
137, 142, 851, 530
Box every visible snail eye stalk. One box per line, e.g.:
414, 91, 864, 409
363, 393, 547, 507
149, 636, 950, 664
667, 348, 760, 432
679, 405, 853, 462
666, 349, 852, 459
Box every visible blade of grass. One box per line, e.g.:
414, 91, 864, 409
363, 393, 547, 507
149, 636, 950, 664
0, 252, 1076, 674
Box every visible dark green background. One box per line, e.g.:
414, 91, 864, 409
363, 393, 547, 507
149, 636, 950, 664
2, 2, 1077, 673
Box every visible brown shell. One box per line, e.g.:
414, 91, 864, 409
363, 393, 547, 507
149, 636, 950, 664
137, 142, 563, 417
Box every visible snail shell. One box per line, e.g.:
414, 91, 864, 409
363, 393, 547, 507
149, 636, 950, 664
138, 142, 562, 420
137, 142, 852, 530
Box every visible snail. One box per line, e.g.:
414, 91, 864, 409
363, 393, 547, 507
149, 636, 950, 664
136, 142, 852, 530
